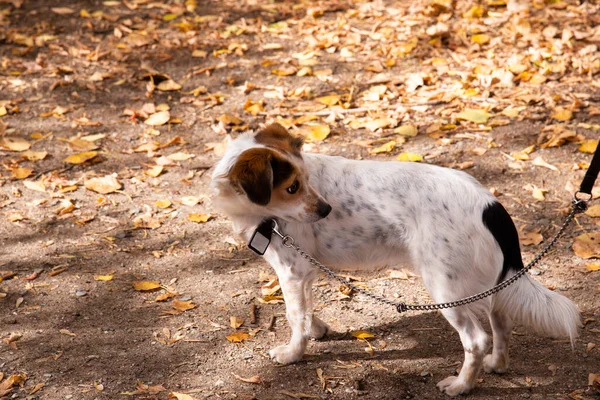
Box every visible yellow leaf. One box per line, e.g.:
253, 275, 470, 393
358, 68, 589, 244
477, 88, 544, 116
0, 106, 6, 116
84, 175, 122, 194
271, 67, 297, 76
51, 7, 75, 14
394, 125, 418, 137
573, 232, 600, 259
217, 115, 244, 125
145, 111, 171, 126
456, 109, 490, 123
315, 95, 340, 106
501, 106, 522, 118
155, 291, 177, 302
167, 152, 195, 161
551, 107, 572, 121
21, 150, 47, 161
369, 140, 396, 155
163, 13, 178, 21
230, 316, 244, 329
585, 204, 600, 218
298, 124, 330, 142
81, 133, 106, 142
173, 299, 196, 312
243, 100, 264, 116
157, 80, 182, 91
168, 392, 197, 400
23, 180, 46, 192
364, 118, 397, 132
396, 153, 423, 162
351, 330, 375, 340
64, 151, 98, 164
0, 136, 31, 152
145, 166, 164, 177
11, 168, 32, 180
188, 213, 212, 223
94, 274, 113, 281
226, 331, 250, 343
132, 281, 161, 291
511, 145, 535, 161
471, 34, 490, 44
155, 199, 172, 209
579, 139, 598, 154
585, 262, 600, 271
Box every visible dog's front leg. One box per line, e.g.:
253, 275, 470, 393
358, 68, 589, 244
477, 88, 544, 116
269, 271, 313, 364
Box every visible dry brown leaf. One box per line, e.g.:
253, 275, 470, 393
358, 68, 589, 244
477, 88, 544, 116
59, 329, 76, 337
11, 167, 32, 180
585, 204, 600, 218
188, 213, 212, 223
520, 229, 543, 246
167, 152, 195, 161
132, 281, 161, 291
369, 140, 396, 155
232, 374, 263, 384
133, 214, 161, 229
84, 175, 122, 194
145, 166, 164, 177
23, 180, 46, 192
551, 107, 573, 121
573, 233, 600, 259
168, 393, 197, 400
155, 199, 172, 209
145, 111, 171, 126
157, 80, 182, 91
532, 156, 558, 171
64, 151, 98, 164
21, 150, 47, 161
230, 316, 244, 329
226, 331, 250, 343
173, 299, 196, 312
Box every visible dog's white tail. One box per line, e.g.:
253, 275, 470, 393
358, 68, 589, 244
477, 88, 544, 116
494, 274, 581, 345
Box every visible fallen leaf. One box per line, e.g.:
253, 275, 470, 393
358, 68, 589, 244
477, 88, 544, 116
456, 109, 490, 123
369, 140, 396, 155
23, 180, 46, 192
573, 233, 600, 259
84, 175, 122, 194
520, 230, 543, 246
167, 152, 195, 161
145, 166, 164, 177
226, 331, 250, 343
579, 139, 598, 154
394, 125, 418, 137
298, 124, 330, 142
232, 374, 263, 384
59, 329, 76, 337
585, 204, 600, 218
132, 281, 161, 291
157, 80, 182, 91
181, 196, 200, 206
230, 316, 244, 329
145, 111, 171, 126
396, 153, 423, 162
173, 299, 196, 312
471, 34, 490, 44
133, 214, 162, 229
243, 99, 264, 115
0, 136, 31, 152
51, 7, 74, 14
21, 150, 47, 161
94, 274, 114, 281
364, 118, 397, 132
155, 199, 172, 209
64, 151, 98, 164
188, 213, 212, 223
168, 393, 197, 400
351, 330, 375, 340
532, 156, 558, 171
551, 107, 573, 121
11, 167, 32, 180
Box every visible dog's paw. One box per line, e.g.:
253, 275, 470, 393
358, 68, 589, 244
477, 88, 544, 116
483, 354, 508, 374
269, 344, 303, 364
311, 316, 329, 340
436, 376, 473, 397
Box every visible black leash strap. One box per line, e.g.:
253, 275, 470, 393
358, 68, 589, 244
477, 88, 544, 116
579, 140, 600, 197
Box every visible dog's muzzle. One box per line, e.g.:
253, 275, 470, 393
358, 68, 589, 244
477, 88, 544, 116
317, 201, 332, 219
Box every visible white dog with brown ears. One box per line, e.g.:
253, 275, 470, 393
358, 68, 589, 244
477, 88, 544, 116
210, 123, 580, 396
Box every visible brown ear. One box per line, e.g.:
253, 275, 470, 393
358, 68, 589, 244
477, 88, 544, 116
255, 123, 304, 155
229, 148, 274, 206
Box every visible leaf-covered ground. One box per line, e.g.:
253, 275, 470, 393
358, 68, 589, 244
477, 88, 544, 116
0, 0, 600, 399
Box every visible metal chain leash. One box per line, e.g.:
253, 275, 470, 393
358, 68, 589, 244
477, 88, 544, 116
271, 196, 589, 314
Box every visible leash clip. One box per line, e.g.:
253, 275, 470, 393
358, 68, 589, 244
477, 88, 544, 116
573, 191, 591, 214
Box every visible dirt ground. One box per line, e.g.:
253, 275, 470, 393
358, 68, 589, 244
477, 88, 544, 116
0, 0, 600, 399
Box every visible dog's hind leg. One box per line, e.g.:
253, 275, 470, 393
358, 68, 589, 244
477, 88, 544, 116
483, 309, 512, 373
436, 308, 490, 396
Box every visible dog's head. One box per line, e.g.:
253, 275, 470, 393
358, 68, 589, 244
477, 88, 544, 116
212, 123, 331, 223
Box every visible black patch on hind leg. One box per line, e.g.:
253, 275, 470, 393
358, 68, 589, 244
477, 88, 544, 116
482, 201, 525, 282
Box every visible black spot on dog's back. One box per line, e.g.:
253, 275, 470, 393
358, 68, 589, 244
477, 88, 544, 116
482, 201, 524, 282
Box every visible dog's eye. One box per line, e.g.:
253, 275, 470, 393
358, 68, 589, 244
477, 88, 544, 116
286, 180, 300, 194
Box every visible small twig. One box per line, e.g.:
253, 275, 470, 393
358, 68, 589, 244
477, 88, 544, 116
32, 163, 75, 181
250, 303, 257, 325
267, 314, 276, 331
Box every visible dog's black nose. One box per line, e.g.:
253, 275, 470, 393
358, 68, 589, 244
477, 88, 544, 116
317, 202, 332, 218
